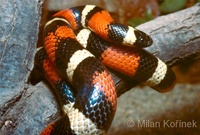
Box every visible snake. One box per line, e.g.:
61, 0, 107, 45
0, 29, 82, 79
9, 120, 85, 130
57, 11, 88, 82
29, 5, 176, 135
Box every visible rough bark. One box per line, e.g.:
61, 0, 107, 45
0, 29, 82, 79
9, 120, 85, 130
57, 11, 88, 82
140, 4, 200, 66
0, 0, 46, 134
0, 1, 200, 135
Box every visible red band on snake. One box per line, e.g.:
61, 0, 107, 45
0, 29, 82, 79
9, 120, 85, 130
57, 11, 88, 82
29, 5, 176, 135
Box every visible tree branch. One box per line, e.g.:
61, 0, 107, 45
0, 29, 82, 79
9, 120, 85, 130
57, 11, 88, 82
113, 3, 200, 96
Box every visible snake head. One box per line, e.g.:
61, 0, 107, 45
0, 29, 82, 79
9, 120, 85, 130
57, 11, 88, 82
134, 29, 153, 47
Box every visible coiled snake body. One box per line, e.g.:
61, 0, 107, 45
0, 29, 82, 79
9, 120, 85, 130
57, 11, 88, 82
29, 5, 176, 135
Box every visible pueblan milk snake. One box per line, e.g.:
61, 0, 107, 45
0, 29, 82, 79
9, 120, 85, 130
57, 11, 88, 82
29, 5, 176, 135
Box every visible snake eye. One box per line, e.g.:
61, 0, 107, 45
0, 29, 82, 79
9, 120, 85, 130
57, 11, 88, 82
134, 30, 153, 47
